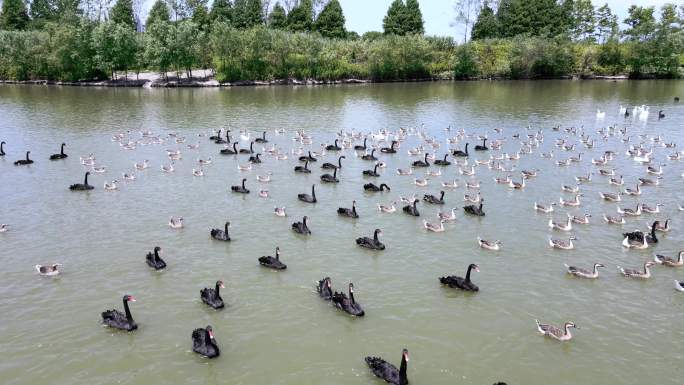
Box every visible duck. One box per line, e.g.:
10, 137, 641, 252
274, 207, 287, 217
145, 246, 167, 270
258, 189, 269, 198
160, 163, 174, 173
675, 280, 684, 292
442, 180, 458, 189
35, 263, 62, 276
474, 138, 488, 151
654, 251, 684, 267
549, 236, 576, 250
14, 151, 33, 166
101, 295, 137, 331
624, 184, 641, 196
569, 213, 591, 224
463, 200, 485, 216
192, 325, 220, 358
412, 153, 430, 167
535, 320, 576, 342
239, 141, 255, 154
298, 151, 317, 162
321, 156, 345, 170
317, 277, 333, 300
651, 219, 670, 232
354, 138, 367, 151
248, 153, 262, 163
423, 191, 445, 205
168, 216, 184, 229
134, 160, 150, 170
603, 214, 625, 224
561, 184, 580, 193
378, 202, 397, 213
320, 168, 339, 183
361, 149, 378, 161
618, 261, 655, 278
494, 175, 512, 184
453, 143, 469, 157
617, 204, 642, 216
596, 109, 606, 119
434, 153, 451, 166
599, 191, 620, 202
356, 229, 385, 250
508, 178, 525, 189
641, 203, 663, 214
298, 184, 317, 203
0, 224, 8, 233
463, 192, 481, 203
337, 201, 359, 218
365, 349, 409, 385
439, 263, 479, 291
478, 237, 501, 251
220, 142, 239, 155
292, 216, 311, 235
49, 143, 68, 160
565, 263, 604, 278
332, 283, 365, 316
638, 177, 661, 186
254, 131, 268, 143
423, 219, 445, 232
192, 168, 204, 177
363, 164, 381, 177
325, 139, 342, 151
103, 180, 118, 191
259, 247, 287, 270
210, 222, 231, 241
294, 160, 311, 173
575, 172, 592, 183
231, 178, 250, 194
414, 178, 428, 187
402, 200, 420, 216
256, 174, 271, 183
364, 183, 390, 192
534, 202, 555, 213
200, 280, 225, 309
69, 172, 94, 191
396, 168, 413, 176
459, 165, 475, 176
381, 140, 398, 153
549, 215, 572, 231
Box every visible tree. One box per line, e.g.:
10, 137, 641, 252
595, 3, 618, 43
571, 0, 596, 42
404, 0, 424, 35
1, 0, 30, 30
286, 0, 313, 32
166, 0, 188, 21
314, 0, 345, 38
233, 0, 263, 29
268, 2, 287, 29
452, 0, 480, 42
496, 0, 566, 38
658, 3, 680, 34
383, 0, 406, 35
30, 0, 57, 26
111, 0, 136, 30
55, 0, 81, 20
623, 5, 656, 42
210, 0, 232, 23
471, 0, 498, 40
147, 0, 170, 26
188, 0, 210, 30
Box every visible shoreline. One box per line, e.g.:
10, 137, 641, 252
0, 74, 635, 88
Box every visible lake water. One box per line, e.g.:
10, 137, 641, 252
1, 81, 683, 385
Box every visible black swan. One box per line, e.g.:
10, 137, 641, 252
403, 200, 420, 216
259, 247, 287, 270
434, 153, 450, 166
14, 151, 33, 166
475, 138, 488, 151
365, 349, 409, 385
363, 164, 381, 177
322, 155, 345, 170
292, 216, 311, 234
356, 229, 385, 250
659, 110, 665, 119
332, 283, 365, 316
299, 151, 317, 162
361, 149, 377, 161
101, 295, 137, 331
623, 221, 658, 244
248, 153, 262, 163
200, 280, 225, 309
338, 201, 359, 218
298, 184, 317, 203
69, 171, 94, 191
231, 178, 250, 194
210, 222, 231, 241
381, 140, 398, 154
318, 277, 333, 300
453, 143, 469, 157
146, 246, 167, 270
50, 143, 68, 160
254, 131, 268, 143
354, 138, 367, 151
320, 168, 339, 183
423, 191, 445, 205
440, 263, 480, 291
364, 183, 390, 192
326, 139, 342, 151
209, 129, 222, 141
214, 130, 230, 144
412, 153, 429, 167
220, 142, 238, 155
464, 199, 485, 216
0, 141, 5, 156
192, 325, 220, 358
294, 160, 311, 173
239, 141, 254, 154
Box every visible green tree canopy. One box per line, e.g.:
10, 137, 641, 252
571, 0, 597, 41
595, 3, 618, 43
496, 0, 569, 38
404, 0, 424, 34
147, 0, 171, 26
383, 0, 406, 35
623, 5, 656, 41
233, 0, 263, 29
268, 2, 287, 29
1, 0, 30, 30
188, 0, 210, 31
210, 0, 232, 23
287, 0, 313, 32
30, 0, 57, 26
111, 0, 136, 30
314, 0, 345, 38
471, 0, 499, 40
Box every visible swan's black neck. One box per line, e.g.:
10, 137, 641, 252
391, 141, 396, 149
381, 184, 388, 191
371, 149, 375, 156
478, 202, 483, 211
25, 152, 30, 161
232, 142, 237, 151
465, 143, 469, 154
333, 168, 337, 178
439, 191, 445, 200
262, 131, 266, 140
84, 173, 89, 185
650, 222, 657, 240
249, 142, 254, 151
256, 153, 260, 160
241, 179, 246, 189
373, 230, 379, 242
275, 248, 280, 261
352, 204, 357, 214
60, 144, 65, 155
154, 248, 160, 260
123, 298, 133, 322
311, 185, 316, 198
465, 265, 474, 282
224, 222, 230, 236
443, 154, 448, 161
413, 200, 417, 208
0, 142, 4, 154
215, 282, 221, 297
424, 153, 428, 162
373, 164, 378, 173
399, 354, 408, 384
334, 139, 338, 146
349, 287, 355, 304
338, 156, 343, 167
363, 138, 367, 147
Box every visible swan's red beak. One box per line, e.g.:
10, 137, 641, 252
220, 283, 225, 289
404, 352, 409, 361
208, 330, 214, 339
129, 296, 136, 302
475, 267, 480, 273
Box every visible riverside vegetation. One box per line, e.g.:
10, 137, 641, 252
0, 0, 682, 84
